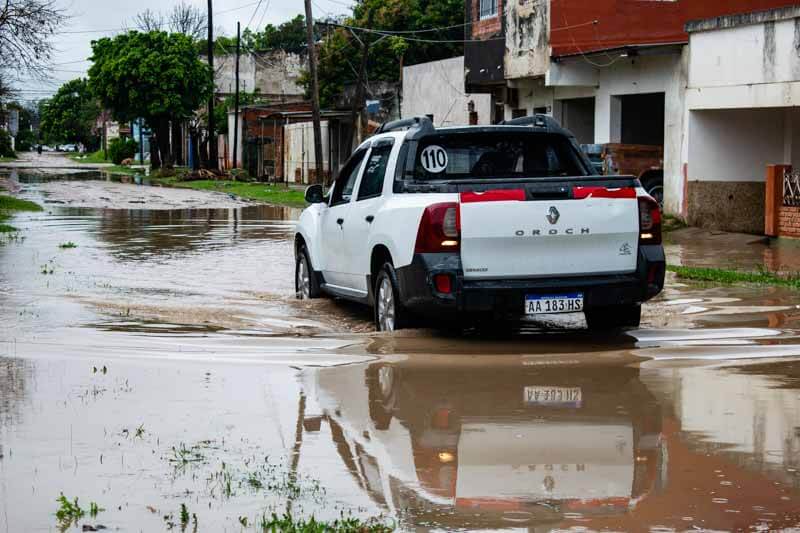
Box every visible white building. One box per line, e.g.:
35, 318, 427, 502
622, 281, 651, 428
683, 6, 800, 234
401, 56, 492, 127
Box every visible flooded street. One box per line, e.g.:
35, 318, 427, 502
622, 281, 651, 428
4, 173, 800, 531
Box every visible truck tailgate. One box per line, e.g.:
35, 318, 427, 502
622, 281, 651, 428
460, 189, 639, 280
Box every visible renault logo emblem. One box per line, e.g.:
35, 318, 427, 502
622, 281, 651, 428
546, 206, 560, 225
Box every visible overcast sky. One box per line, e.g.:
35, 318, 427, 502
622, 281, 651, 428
14, 0, 352, 101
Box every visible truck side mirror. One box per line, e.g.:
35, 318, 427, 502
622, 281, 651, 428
304, 184, 325, 204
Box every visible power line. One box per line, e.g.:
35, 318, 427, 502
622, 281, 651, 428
54, 1, 263, 36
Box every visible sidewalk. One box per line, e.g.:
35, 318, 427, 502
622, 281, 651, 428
667, 227, 800, 274
0, 151, 114, 170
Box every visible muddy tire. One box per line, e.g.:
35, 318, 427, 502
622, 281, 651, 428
295, 245, 321, 299
374, 263, 409, 332
585, 304, 641, 330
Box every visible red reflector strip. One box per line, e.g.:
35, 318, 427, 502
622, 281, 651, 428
455, 498, 524, 511
573, 186, 636, 199
460, 189, 526, 203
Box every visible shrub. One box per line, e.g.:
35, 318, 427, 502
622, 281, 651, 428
108, 137, 138, 165
0, 129, 15, 158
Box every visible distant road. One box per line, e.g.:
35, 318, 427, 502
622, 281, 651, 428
0, 151, 115, 170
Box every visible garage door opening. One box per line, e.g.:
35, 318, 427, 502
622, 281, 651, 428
619, 93, 665, 146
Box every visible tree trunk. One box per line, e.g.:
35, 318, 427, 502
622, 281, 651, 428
156, 118, 173, 168
150, 134, 161, 169
171, 121, 183, 166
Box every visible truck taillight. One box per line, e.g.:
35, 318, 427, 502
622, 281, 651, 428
638, 196, 662, 245
414, 203, 460, 253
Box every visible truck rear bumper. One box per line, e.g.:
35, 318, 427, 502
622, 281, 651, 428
396, 246, 665, 321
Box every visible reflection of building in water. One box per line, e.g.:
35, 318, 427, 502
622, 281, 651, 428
650, 363, 800, 486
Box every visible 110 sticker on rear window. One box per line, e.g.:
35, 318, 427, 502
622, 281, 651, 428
420, 145, 448, 173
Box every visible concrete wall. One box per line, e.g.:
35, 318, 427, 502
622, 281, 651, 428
505, 0, 549, 79
254, 50, 306, 97
215, 51, 306, 97
284, 120, 331, 184
687, 17, 800, 111
215, 54, 257, 95
685, 108, 789, 233
402, 56, 492, 126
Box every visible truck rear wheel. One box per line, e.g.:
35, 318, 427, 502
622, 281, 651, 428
585, 304, 641, 330
374, 263, 409, 332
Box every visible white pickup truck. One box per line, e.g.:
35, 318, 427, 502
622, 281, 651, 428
294, 115, 665, 331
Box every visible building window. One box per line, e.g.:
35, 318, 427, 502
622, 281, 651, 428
479, 0, 497, 19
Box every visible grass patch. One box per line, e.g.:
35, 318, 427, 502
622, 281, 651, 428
69, 150, 108, 164
0, 156, 18, 163
0, 194, 43, 236
668, 265, 800, 289
0, 195, 43, 212
59, 241, 77, 249
259, 512, 393, 533
154, 179, 307, 208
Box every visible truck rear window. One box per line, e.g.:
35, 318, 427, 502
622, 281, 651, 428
414, 132, 588, 180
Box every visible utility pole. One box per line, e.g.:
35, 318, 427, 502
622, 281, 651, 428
207, 0, 218, 170
303, 0, 324, 184
233, 21, 241, 170
347, 9, 374, 152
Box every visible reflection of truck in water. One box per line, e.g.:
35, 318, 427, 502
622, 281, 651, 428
583, 144, 664, 206
305, 361, 666, 529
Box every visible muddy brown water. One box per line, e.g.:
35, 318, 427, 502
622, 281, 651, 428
3, 173, 800, 531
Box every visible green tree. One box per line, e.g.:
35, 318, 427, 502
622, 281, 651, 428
247, 14, 307, 53
88, 31, 212, 168
39, 79, 100, 147
311, 0, 464, 107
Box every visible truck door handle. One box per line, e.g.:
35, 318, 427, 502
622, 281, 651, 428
336, 218, 344, 226
365, 215, 374, 223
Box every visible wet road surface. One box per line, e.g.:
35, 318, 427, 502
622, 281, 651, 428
3, 173, 800, 531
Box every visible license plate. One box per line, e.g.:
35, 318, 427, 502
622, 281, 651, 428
524, 386, 583, 407
525, 293, 583, 314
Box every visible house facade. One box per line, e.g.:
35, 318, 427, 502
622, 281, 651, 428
464, 0, 800, 231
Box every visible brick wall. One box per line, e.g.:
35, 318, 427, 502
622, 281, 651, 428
471, 0, 504, 39
765, 165, 800, 238
778, 206, 800, 238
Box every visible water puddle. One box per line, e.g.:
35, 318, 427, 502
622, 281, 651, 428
3, 173, 800, 530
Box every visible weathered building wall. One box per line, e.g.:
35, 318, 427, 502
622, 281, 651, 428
682, 9, 800, 234
465, 0, 505, 92
686, 108, 786, 234
505, 0, 549, 80
214, 51, 306, 98
550, 0, 800, 58
215, 54, 257, 95
254, 50, 306, 98
402, 57, 492, 126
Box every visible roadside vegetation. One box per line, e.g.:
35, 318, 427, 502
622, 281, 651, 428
69, 149, 109, 164
152, 177, 307, 207
668, 265, 800, 289
0, 194, 42, 233
259, 512, 393, 532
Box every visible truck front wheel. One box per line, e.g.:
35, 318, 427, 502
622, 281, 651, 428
585, 304, 641, 330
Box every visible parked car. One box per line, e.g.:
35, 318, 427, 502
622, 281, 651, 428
581, 143, 664, 207
294, 115, 665, 331
57, 144, 77, 152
